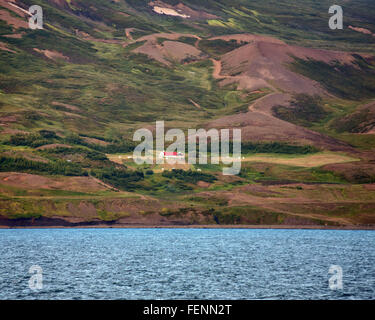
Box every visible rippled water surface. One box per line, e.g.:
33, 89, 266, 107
0, 228, 374, 299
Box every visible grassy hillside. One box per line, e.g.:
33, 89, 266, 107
127, 0, 375, 51
0, 0, 375, 227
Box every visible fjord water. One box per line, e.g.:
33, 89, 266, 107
0, 228, 374, 300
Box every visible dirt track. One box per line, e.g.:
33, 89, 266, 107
206, 42, 357, 152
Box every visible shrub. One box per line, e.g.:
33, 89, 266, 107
272, 94, 328, 126
91, 167, 144, 190
290, 57, 375, 100
5, 133, 50, 148
39, 130, 57, 139
162, 169, 217, 184
0, 156, 85, 176
241, 141, 318, 154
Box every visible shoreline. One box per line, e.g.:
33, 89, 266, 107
1, 224, 375, 230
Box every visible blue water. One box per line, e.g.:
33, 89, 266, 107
0, 228, 374, 300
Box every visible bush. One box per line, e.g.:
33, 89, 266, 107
91, 167, 144, 190
0, 156, 85, 176
290, 57, 375, 100
198, 39, 248, 57
241, 141, 318, 154
44, 147, 108, 161
5, 132, 135, 155
39, 130, 57, 139
162, 169, 217, 184
202, 140, 318, 155
5, 133, 51, 148
272, 94, 328, 126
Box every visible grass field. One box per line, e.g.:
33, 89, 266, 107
240, 152, 359, 167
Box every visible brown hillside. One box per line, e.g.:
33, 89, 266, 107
218, 39, 357, 95
133, 39, 205, 65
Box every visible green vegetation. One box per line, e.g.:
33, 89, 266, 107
241, 141, 319, 154
178, 36, 198, 46
0, 156, 85, 176
188, 196, 229, 206
213, 206, 285, 225
272, 94, 328, 126
162, 169, 217, 184
91, 167, 144, 191
5, 133, 56, 148
134, 0, 375, 51
331, 106, 375, 133
3, 132, 135, 159
198, 39, 247, 57
290, 56, 375, 100
160, 205, 290, 225
238, 162, 347, 184
97, 210, 122, 222
203, 141, 318, 155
